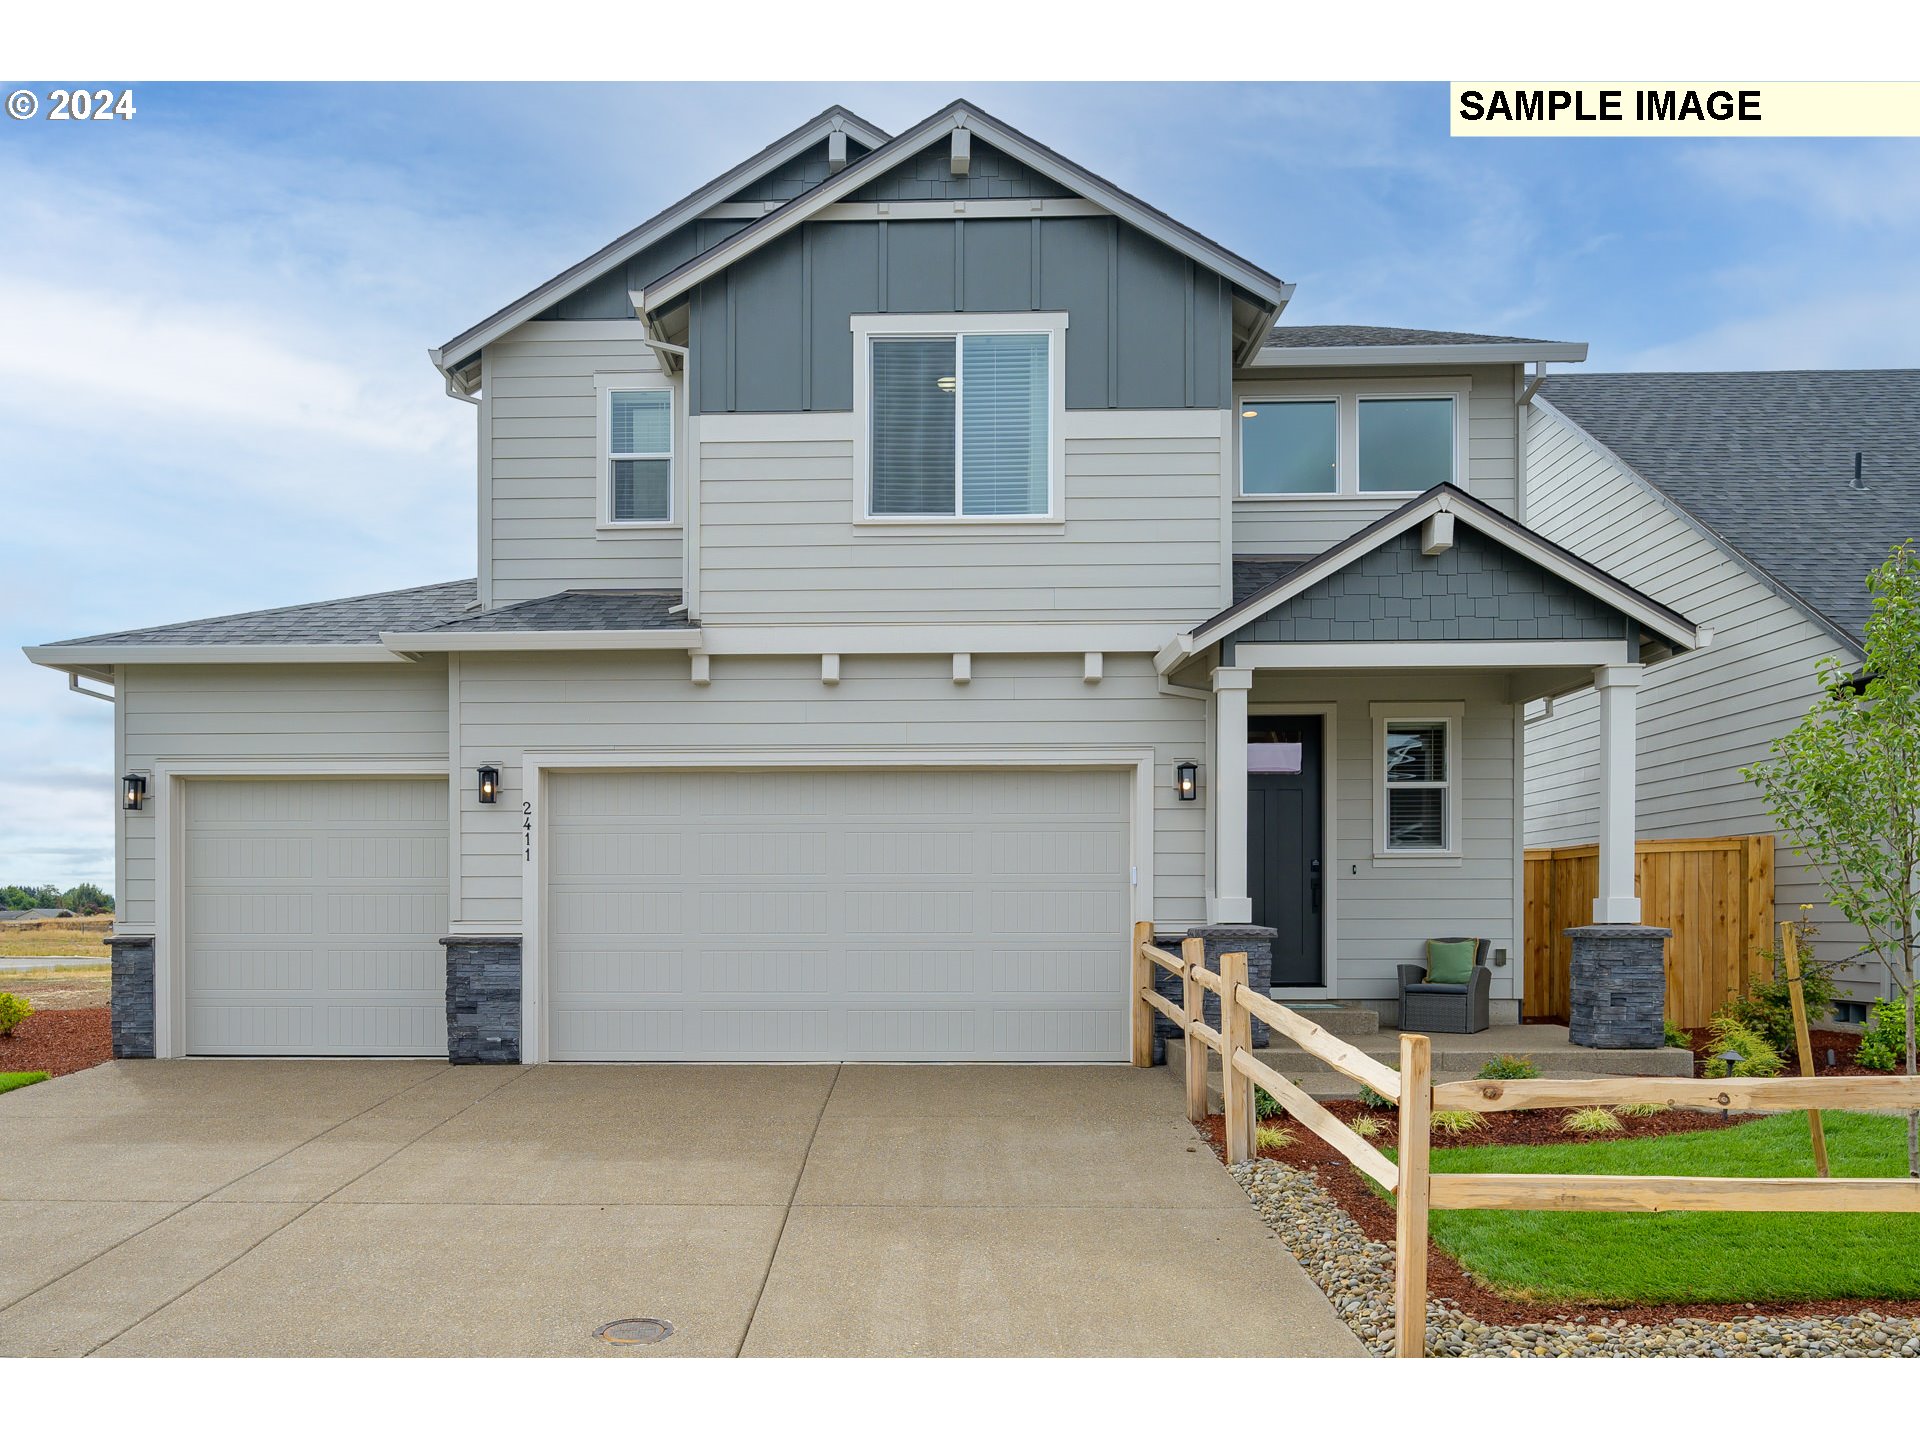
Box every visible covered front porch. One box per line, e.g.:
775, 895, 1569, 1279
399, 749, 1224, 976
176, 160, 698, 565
1160, 485, 1705, 1037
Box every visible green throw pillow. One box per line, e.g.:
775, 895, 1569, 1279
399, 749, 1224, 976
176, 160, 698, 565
1425, 939, 1478, 985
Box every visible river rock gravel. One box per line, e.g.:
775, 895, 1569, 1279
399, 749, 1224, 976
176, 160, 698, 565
1232, 1156, 1920, 1358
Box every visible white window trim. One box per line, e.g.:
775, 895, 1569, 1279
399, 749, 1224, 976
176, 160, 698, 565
595, 370, 679, 530
1236, 376, 1471, 502
1369, 700, 1465, 864
851, 311, 1069, 526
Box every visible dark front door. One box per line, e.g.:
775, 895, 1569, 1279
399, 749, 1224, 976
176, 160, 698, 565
1248, 716, 1325, 988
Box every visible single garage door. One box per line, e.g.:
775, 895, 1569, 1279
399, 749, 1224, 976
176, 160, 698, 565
546, 768, 1133, 1062
182, 777, 449, 1056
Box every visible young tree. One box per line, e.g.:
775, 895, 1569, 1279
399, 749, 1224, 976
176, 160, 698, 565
1746, 540, 1920, 1176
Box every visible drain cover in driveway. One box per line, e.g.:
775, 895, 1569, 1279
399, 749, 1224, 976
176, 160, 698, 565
595, 1318, 675, 1346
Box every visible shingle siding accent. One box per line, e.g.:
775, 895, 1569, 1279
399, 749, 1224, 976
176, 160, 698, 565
1227, 528, 1630, 647
442, 936, 522, 1064
106, 936, 156, 1059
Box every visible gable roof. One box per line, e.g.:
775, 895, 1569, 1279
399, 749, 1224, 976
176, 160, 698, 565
1538, 370, 1920, 647
1174, 483, 1700, 666
1251, 324, 1586, 368
431, 104, 891, 386
379, 588, 698, 652
634, 99, 1291, 345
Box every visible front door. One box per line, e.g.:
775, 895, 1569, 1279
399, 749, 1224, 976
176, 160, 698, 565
1248, 716, 1325, 988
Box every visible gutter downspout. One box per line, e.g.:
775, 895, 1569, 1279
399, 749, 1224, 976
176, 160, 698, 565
633, 322, 698, 619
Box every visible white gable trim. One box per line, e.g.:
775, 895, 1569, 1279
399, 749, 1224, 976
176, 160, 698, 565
430, 108, 891, 389
634, 102, 1290, 319
1177, 487, 1702, 665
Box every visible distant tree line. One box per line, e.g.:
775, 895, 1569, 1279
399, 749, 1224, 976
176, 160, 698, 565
1, 883, 114, 915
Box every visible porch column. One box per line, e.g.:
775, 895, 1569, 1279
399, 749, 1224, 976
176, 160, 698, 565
1211, 665, 1253, 924
1592, 663, 1644, 924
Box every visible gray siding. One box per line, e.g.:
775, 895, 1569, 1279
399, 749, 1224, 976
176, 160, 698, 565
1227, 528, 1629, 650
452, 650, 1206, 931
115, 662, 451, 933
1521, 405, 1879, 996
847, 136, 1072, 202
1231, 365, 1522, 551
484, 327, 683, 605
690, 407, 1229, 624
688, 216, 1234, 413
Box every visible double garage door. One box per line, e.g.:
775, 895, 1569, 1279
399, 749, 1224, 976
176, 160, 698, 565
181, 768, 1132, 1062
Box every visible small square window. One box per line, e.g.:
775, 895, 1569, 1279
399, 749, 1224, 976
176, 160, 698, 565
1241, 399, 1337, 495
1359, 396, 1454, 493
608, 389, 672, 523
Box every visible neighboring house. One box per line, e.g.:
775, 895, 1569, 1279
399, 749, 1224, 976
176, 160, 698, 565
1, 908, 77, 923
25, 100, 1702, 1064
1524, 370, 1920, 1010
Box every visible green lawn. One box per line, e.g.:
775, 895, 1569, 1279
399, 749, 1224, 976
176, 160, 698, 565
0, 1071, 49, 1096
1413, 1112, 1920, 1304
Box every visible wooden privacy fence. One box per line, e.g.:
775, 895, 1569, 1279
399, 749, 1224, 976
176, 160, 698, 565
1525, 834, 1774, 1027
1132, 921, 1920, 1359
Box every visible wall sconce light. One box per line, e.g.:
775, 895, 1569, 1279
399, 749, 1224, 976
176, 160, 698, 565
477, 765, 501, 804
122, 773, 147, 811
1175, 761, 1199, 801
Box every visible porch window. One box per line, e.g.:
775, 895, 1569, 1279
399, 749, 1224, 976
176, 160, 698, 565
860, 317, 1062, 521
602, 382, 674, 525
1372, 703, 1463, 858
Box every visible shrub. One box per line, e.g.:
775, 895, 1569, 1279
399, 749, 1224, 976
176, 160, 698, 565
1700, 1014, 1785, 1079
1348, 1112, 1385, 1140
1474, 1054, 1541, 1081
0, 993, 32, 1038
1255, 1086, 1284, 1120
1357, 1060, 1399, 1110
1663, 1017, 1693, 1051
1254, 1124, 1292, 1151
1562, 1107, 1625, 1135
1430, 1109, 1485, 1135
1854, 998, 1911, 1072
1611, 1101, 1670, 1119
1719, 941, 1843, 1057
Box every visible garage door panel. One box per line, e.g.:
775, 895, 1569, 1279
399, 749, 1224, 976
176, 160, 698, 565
183, 778, 448, 1057
547, 767, 1131, 1062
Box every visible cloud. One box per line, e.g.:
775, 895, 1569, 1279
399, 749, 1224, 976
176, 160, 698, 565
1618, 283, 1920, 372
1676, 141, 1920, 229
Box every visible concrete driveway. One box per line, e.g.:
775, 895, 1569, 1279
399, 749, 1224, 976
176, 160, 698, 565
0, 1060, 1362, 1358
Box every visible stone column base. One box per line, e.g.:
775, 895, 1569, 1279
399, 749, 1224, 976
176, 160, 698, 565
441, 936, 523, 1064
1149, 925, 1277, 1057
105, 935, 156, 1059
1566, 924, 1671, 1049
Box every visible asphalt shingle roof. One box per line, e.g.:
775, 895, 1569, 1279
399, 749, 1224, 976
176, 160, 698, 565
415, 589, 691, 633
1540, 371, 1920, 646
48, 580, 479, 647
1263, 325, 1564, 348
1232, 556, 1312, 603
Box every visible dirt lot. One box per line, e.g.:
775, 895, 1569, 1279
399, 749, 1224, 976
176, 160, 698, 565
0, 965, 110, 1010
0, 916, 112, 960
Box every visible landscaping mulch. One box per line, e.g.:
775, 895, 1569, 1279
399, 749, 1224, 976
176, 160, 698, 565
0, 1007, 112, 1079
1200, 1108, 1920, 1327
1670, 1025, 1876, 1078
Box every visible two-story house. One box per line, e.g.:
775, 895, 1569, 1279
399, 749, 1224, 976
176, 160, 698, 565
27, 100, 1702, 1065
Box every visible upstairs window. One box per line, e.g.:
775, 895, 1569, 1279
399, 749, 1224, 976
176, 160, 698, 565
605, 386, 673, 524
864, 324, 1055, 520
1240, 384, 1465, 499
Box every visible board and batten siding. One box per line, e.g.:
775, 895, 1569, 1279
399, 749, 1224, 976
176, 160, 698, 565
115, 662, 451, 932
1520, 404, 1878, 995
1231, 365, 1523, 553
452, 650, 1205, 933
1249, 671, 1521, 1004
483, 326, 685, 606
691, 406, 1231, 625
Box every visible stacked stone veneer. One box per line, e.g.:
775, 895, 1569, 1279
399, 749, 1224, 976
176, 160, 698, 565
442, 936, 522, 1064
1566, 925, 1671, 1049
1228, 528, 1631, 646
1152, 925, 1275, 1057
106, 935, 156, 1059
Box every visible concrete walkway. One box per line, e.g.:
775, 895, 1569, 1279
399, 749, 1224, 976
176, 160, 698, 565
0, 1060, 1362, 1358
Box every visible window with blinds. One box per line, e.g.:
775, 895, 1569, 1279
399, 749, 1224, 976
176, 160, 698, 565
1382, 719, 1451, 851
869, 330, 1051, 518
608, 389, 672, 523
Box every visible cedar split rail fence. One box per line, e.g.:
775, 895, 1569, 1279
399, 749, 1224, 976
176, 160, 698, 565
1131, 921, 1920, 1359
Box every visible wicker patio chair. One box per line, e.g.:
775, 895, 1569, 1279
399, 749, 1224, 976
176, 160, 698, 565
1397, 937, 1493, 1034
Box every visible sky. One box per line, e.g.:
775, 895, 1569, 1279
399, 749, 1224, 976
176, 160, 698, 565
2, 79, 1918, 891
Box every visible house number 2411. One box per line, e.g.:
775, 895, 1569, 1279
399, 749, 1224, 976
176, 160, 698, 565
522, 800, 533, 861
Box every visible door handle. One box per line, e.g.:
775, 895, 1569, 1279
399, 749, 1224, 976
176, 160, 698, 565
1309, 858, 1321, 913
